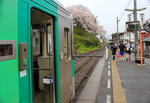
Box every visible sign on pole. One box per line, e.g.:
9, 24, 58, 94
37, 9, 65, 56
126, 21, 140, 32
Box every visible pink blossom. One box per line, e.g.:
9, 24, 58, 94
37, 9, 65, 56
67, 5, 106, 36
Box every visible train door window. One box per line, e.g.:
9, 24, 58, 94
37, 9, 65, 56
64, 28, 70, 61
32, 29, 40, 55
0, 40, 16, 61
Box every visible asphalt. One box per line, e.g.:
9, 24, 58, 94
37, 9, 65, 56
116, 60, 150, 103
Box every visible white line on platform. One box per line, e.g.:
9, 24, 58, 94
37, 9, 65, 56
108, 61, 110, 64
107, 79, 111, 89
107, 95, 111, 103
108, 65, 110, 69
108, 70, 110, 77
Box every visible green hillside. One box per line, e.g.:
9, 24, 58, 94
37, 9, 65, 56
73, 26, 101, 54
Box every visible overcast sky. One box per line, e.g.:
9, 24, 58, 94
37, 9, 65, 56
58, 0, 150, 39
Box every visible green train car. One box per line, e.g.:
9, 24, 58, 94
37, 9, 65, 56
0, 0, 75, 103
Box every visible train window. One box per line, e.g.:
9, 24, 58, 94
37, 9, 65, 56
71, 22, 74, 58
0, 40, 16, 61
32, 29, 40, 55
64, 28, 70, 61
47, 22, 53, 54
0, 44, 12, 56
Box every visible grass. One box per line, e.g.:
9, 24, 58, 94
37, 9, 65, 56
77, 46, 100, 54
73, 26, 102, 54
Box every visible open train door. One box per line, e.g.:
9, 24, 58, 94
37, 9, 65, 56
31, 8, 56, 103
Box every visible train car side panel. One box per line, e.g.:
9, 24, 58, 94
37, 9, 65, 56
18, 1, 30, 103
0, 0, 19, 103
58, 6, 74, 102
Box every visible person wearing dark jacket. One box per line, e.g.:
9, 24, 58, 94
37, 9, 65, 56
110, 44, 117, 60
119, 41, 125, 60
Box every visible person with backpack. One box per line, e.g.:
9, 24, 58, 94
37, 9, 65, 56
110, 43, 117, 60
125, 40, 132, 61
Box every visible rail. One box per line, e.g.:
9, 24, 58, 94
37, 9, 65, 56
74, 47, 105, 93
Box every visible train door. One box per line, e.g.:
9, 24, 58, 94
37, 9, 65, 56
31, 8, 56, 103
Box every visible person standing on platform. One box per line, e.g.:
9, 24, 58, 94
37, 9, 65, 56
125, 40, 132, 61
119, 41, 125, 60
110, 44, 117, 60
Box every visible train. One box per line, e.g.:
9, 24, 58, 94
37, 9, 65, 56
0, 0, 75, 103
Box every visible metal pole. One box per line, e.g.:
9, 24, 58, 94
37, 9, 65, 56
139, 25, 143, 64
117, 17, 119, 35
128, 14, 131, 42
117, 17, 119, 45
134, 0, 139, 60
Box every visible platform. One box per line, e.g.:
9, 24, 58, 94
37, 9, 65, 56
76, 57, 105, 103
114, 59, 150, 103
76, 51, 150, 103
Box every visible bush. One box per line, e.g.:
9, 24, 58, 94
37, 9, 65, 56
73, 26, 101, 54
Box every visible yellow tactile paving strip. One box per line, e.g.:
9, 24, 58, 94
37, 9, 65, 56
111, 60, 127, 103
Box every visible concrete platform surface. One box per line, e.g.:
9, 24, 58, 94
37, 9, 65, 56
116, 60, 150, 103
77, 57, 105, 103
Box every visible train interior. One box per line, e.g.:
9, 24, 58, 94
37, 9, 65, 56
31, 8, 56, 103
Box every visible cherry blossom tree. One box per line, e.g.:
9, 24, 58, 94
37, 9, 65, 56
67, 5, 106, 36
96, 25, 106, 36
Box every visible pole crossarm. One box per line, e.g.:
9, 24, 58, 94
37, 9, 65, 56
137, 8, 147, 11
125, 9, 134, 12
125, 7, 147, 12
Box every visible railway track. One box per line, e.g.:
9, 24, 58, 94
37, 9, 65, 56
74, 48, 104, 73
72, 47, 105, 102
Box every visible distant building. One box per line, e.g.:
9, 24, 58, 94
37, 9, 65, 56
112, 32, 135, 45
111, 33, 117, 44
142, 32, 150, 39
142, 31, 150, 51
118, 32, 124, 43
121, 32, 135, 44
143, 36, 150, 57
96, 35, 105, 43
101, 36, 106, 43
143, 37, 150, 50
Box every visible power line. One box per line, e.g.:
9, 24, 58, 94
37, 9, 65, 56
119, 0, 132, 21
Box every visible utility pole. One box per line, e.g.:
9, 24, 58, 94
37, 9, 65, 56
117, 17, 119, 35
117, 17, 120, 45
128, 14, 131, 42
95, 16, 97, 36
125, 0, 146, 61
134, 0, 139, 60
